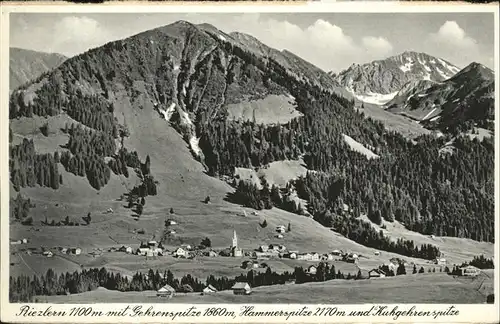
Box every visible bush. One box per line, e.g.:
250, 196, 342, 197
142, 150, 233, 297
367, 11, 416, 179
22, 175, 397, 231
486, 294, 494, 304
40, 122, 49, 136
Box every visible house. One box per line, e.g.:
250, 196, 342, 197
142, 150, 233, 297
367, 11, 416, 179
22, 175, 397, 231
306, 265, 317, 275
285, 279, 296, 285
166, 219, 177, 225
384, 262, 398, 274
206, 250, 217, 257
60, 248, 68, 254
174, 247, 187, 258
202, 285, 218, 294
332, 250, 341, 256
434, 258, 446, 266
276, 234, 284, 239
259, 245, 269, 252
276, 225, 286, 233
297, 253, 312, 261
156, 284, 175, 298
119, 246, 133, 254
10, 240, 22, 245
269, 244, 281, 252
151, 247, 163, 256
21, 238, 28, 244
311, 253, 320, 261
167, 230, 176, 235
343, 253, 358, 263
232, 282, 252, 295
460, 265, 481, 277
137, 247, 150, 256
374, 251, 380, 256
148, 240, 158, 247
43, 251, 53, 258
321, 254, 334, 261
69, 248, 81, 255
181, 244, 192, 251
287, 252, 297, 259
368, 269, 386, 278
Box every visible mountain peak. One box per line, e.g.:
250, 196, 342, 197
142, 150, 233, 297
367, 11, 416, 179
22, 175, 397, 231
334, 51, 462, 104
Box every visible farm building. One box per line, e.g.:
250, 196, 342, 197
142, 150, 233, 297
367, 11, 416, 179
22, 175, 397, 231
157, 285, 175, 298
374, 251, 380, 256
259, 245, 269, 252
276, 225, 286, 233
368, 269, 386, 278
310, 253, 320, 261
332, 250, 341, 256
166, 219, 177, 225
321, 254, 334, 261
174, 247, 188, 258
287, 252, 297, 259
60, 248, 68, 254
69, 248, 81, 255
459, 265, 481, 277
22, 238, 28, 244
206, 250, 218, 257
43, 251, 53, 258
434, 258, 447, 266
276, 234, 284, 239
343, 253, 358, 263
137, 247, 150, 256
148, 240, 158, 247
306, 265, 317, 275
10, 240, 22, 245
232, 282, 252, 295
203, 285, 218, 294
119, 246, 133, 254
297, 253, 313, 261
181, 244, 192, 250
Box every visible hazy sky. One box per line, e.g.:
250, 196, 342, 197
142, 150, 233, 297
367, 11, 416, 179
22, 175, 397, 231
10, 12, 495, 73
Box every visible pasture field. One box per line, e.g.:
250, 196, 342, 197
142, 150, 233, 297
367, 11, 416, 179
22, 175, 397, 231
41, 273, 493, 304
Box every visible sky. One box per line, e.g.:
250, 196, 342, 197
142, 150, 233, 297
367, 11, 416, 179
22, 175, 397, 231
9, 12, 495, 73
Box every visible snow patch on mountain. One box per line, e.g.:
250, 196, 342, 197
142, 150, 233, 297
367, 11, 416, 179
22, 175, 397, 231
399, 58, 414, 73
349, 89, 398, 105
343, 134, 379, 160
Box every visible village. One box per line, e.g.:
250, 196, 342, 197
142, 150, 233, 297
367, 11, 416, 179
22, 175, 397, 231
10, 215, 484, 300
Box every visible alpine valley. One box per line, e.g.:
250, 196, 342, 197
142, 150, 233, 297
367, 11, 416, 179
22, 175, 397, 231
8, 21, 495, 304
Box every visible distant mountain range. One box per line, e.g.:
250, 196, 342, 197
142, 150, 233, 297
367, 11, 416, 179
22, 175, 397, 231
331, 51, 461, 105
386, 62, 494, 130
10, 47, 67, 91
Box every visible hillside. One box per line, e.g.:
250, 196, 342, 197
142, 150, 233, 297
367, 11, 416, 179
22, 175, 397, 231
9, 20, 494, 287
333, 51, 460, 105
385, 62, 494, 132
9, 47, 67, 91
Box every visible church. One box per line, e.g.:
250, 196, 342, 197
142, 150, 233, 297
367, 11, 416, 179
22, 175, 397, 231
231, 230, 243, 257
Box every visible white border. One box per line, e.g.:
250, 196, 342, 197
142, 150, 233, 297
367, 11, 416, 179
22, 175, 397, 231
1, 3, 499, 324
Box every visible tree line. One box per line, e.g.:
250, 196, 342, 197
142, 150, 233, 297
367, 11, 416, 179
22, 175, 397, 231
10, 263, 359, 302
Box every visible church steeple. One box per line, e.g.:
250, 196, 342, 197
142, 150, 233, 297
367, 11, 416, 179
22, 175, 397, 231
232, 230, 238, 248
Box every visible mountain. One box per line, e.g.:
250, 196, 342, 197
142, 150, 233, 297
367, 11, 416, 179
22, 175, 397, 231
385, 62, 494, 131
333, 51, 461, 105
8, 21, 494, 282
9, 47, 67, 91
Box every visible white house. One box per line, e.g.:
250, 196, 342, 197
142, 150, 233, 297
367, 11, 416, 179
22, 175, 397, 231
21, 238, 28, 244
259, 245, 269, 252
166, 219, 177, 225
174, 247, 187, 258
287, 252, 297, 259
332, 250, 341, 256
43, 251, 53, 258
276, 234, 284, 239
137, 247, 150, 256
311, 253, 320, 261
203, 285, 218, 294
306, 265, 317, 275
434, 258, 446, 266
232, 282, 252, 295
148, 240, 158, 247
460, 265, 481, 277
276, 225, 286, 233
297, 253, 312, 261
368, 269, 386, 278
157, 284, 175, 298
70, 248, 81, 255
